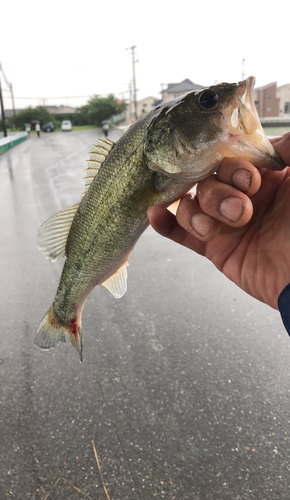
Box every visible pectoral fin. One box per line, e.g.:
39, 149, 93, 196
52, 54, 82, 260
37, 138, 116, 261
37, 203, 80, 261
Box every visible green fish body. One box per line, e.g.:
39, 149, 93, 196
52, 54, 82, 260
36, 77, 285, 360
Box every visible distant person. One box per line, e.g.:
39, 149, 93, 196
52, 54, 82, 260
102, 123, 109, 137
25, 124, 31, 134
35, 122, 40, 137
148, 133, 290, 337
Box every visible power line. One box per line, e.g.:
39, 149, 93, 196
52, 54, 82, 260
10, 95, 94, 100
0, 63, 10, 89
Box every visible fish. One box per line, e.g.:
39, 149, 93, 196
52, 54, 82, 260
35, 76, 285, 361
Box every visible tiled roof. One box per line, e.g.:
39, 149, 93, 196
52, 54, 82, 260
163, 79, 204, 94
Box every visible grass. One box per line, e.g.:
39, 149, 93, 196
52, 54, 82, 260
4, 125, 100, 134
263, 126, 290, 137
4, 124, 289, 137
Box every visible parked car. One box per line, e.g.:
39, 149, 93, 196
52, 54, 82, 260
61, 120, 72, 131
42, 122, 55, 132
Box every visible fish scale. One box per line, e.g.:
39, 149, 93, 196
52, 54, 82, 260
35, 77, 285, 360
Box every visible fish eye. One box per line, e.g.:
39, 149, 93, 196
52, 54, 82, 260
198, 91, 219, 110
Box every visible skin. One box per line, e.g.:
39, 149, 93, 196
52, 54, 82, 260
148, 132, 290, 310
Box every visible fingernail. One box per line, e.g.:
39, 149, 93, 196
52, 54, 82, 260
191, 213, 215, 236
232, 168, 252, 192
220, 197, 245, 222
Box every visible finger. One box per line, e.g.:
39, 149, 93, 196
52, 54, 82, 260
175, 193, 221, 241
147, 205, 207, 255
196, 175, 253, 227
216, 157, 261, 196
272, 131, 290, 166
270, 135, 283, 145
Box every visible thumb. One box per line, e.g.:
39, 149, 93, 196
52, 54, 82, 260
272, 132, 290, 167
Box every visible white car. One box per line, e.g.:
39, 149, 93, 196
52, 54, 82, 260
61, 120, 72, 131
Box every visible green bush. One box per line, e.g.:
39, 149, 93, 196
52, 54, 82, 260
7, 106, 58, 130
76, 94, 127, 126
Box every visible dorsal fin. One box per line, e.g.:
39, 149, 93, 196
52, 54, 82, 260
37, 137, 115, 261
82, 137, 115, 197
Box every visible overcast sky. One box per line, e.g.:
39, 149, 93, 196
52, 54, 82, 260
1, 0, 289, 110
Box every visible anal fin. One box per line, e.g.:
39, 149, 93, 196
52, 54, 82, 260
102, 262, 128, 299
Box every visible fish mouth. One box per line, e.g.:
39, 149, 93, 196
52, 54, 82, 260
226, 77, 285, 170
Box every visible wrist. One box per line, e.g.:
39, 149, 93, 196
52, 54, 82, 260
278, 283, 290, 336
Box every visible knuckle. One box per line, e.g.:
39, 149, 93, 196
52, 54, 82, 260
197, 182, 218, 212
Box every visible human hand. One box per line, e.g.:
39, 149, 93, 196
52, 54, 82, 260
148, 132, 290, 310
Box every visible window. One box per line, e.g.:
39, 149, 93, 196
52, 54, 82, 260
268, 93, 271, 99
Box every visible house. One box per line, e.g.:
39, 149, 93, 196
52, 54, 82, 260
137, 96, 159, 117
253, 82, 280, 118
0, 108, 22, 119
161, 78, 204, 103
1, 106, 76, 125
124, 79, 205, 124
125, 96, 159, 124
277, 83, 290, 116
45, 105, 76, 115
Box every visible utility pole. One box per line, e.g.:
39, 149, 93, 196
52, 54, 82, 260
242, 58, 245, 80
126, 45, 138, 121
10, 83, 17, 130
0, 61, 16, 132
128, 80, 133, 123
0, 73, 7, 137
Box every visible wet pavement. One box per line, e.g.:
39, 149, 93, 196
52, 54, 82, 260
0, 129, 290, 499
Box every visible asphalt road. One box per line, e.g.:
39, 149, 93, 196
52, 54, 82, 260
1, 129, 290, 500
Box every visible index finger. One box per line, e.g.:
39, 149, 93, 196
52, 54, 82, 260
147, 205, 207, 255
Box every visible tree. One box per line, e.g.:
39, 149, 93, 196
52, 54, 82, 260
7, 106, 57, 130
76, 94, 127, 126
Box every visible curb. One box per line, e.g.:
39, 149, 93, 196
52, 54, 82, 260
0, 132, 28, 154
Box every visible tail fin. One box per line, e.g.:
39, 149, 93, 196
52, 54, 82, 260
35, 307, 83, 361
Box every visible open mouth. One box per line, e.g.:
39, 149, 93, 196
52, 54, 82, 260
226, 77, 285, 170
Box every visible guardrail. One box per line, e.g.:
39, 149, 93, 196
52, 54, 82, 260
260, 117, 290, 127
0, 132, 28, 154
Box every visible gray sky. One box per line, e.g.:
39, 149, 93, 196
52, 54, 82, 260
1, 0, 289, 110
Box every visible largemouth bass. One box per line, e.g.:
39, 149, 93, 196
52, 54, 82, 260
35, 77, 285, 361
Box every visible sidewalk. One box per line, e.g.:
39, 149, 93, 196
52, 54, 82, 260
0, 131, 28, 153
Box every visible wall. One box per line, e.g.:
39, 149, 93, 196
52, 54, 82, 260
254, 83, 279, 118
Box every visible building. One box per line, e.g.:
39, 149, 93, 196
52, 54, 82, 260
125, 96, 159, 124
253, 82, 280, 118
0, 108, 22, 120
137, 96, 159, 117
45, 105, 76, 115
277, 83, 290, 116
125, 79, 205, 124
161, 78, 204, 103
